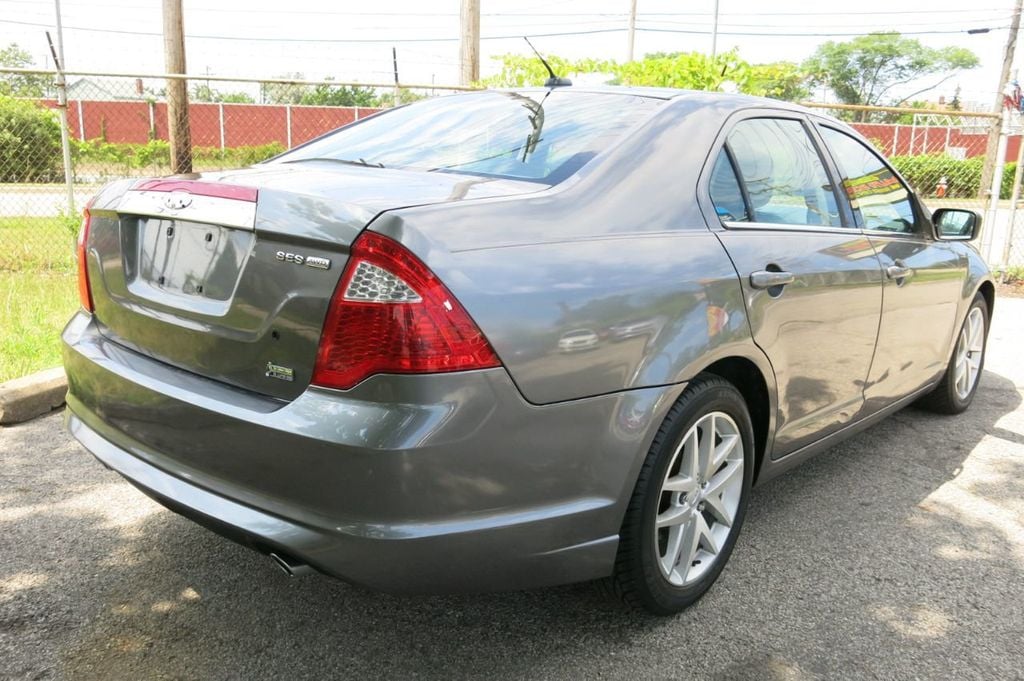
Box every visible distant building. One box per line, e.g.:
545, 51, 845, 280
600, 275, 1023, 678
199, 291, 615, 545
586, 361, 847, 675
66, 77, 147, 101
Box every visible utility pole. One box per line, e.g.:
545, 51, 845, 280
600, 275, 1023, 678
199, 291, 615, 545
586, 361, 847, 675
979, 0, 1022, 200
627, 0, 637, 62
162, 0, 191, 174
711, 0, 720, 59
459, 0, 480, 86
50, 0, 74, 218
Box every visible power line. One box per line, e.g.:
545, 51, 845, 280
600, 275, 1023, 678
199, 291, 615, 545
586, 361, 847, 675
0, 18, 1008, 41
0, 0, 1012, 17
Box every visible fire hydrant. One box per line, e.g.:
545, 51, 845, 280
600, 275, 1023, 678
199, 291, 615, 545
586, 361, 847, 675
936, 176, 948, 198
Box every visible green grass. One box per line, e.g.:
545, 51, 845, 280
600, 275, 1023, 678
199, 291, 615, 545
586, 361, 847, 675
0, 216, 79, 272
0, 270, 78, 382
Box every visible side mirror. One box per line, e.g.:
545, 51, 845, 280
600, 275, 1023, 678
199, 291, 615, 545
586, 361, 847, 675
933, 208, 981, 241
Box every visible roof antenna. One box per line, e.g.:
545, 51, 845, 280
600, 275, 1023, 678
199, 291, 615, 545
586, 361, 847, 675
523, 37, 572, 87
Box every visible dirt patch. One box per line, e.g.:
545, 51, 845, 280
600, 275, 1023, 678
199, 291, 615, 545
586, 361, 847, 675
996, 282, 1024, 299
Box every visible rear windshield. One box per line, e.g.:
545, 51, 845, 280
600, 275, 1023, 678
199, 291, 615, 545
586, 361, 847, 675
275, 90, 663, 183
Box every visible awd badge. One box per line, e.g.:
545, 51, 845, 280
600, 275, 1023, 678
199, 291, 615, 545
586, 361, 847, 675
265, 361, 294, 382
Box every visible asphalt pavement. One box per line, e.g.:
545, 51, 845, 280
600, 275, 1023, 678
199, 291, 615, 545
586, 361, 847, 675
2, 298, 1023, 680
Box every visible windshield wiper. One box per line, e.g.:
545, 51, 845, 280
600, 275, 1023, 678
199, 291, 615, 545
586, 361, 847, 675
282, 157, 385, 168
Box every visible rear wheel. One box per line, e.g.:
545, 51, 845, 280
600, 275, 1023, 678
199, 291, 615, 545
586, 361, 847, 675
919, 293, 988, 415
605, 376, 754, 615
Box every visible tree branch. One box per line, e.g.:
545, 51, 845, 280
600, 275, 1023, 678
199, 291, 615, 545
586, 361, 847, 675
892, 73, 958, 106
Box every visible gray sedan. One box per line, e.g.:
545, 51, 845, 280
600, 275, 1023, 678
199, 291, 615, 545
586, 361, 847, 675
63, 87, 993, 615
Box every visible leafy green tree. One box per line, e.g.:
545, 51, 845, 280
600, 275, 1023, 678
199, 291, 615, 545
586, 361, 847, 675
0, 95, 62, 181
802, 33, 978, 119
300, 80, 378, 107
260, 73, 308, 104
191, 83, 254, 104
479, 51, 808, 101
372, 88, 426, 107
0, 43, 50, 97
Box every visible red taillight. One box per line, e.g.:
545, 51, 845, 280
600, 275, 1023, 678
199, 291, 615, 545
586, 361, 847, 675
76, 208, 93, 312
312, 231, 500, 390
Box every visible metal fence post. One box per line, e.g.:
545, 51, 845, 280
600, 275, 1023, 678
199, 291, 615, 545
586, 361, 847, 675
285, 104, 292, 149
218, 102, 225, 151
50, 0, 75, 218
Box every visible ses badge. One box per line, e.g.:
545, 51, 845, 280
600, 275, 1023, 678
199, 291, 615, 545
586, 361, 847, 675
276, 251, 331, 270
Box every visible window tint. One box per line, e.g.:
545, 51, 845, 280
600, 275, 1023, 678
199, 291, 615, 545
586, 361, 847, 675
725, 118, 842, 228
709, 150, 749, 222
820, 127, 916, 233
275, 91, 662, 184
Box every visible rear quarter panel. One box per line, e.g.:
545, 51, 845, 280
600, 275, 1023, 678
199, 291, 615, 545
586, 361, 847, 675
370, 97, 774, 406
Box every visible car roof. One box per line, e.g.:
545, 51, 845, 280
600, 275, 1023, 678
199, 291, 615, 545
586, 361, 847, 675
495, 85, 813, 115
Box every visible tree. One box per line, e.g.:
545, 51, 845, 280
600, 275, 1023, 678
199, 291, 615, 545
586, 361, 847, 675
259, 73, 308, 104
0, 43, 50, 97
479, 51, 809, 102
372, 88, 426, 107
803, 33, 978, 119
191, 83, 254, 103
300, 80, 378, 107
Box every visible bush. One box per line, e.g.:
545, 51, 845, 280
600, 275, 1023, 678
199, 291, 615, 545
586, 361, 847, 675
73, 139, 284, 174
193, 141, 285, 166
889, 154, 1016, 200
0, 95, 63, 182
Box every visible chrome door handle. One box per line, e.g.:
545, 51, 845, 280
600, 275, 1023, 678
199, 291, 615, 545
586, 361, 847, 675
749, 270, 795, 289
886, 265, 914, 281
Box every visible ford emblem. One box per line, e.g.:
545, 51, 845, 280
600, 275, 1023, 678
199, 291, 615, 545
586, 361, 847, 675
164, 193, 193, 210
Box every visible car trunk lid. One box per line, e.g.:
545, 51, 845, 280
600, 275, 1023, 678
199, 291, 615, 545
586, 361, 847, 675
85, 165, 540, 400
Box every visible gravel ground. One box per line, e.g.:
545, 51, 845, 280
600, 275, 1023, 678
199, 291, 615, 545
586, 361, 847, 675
2, 299, 1023, 681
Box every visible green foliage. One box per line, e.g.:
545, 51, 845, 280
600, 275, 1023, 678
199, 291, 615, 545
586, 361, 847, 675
191, 83, 255, 104
479, 53, 581, 88
373, 88, 427, 107
0, 270, 78, 382
889, 154, 1015, 200
0, 43, 50, 97
1002, 265, 1024, 284
803, 33, 979, 117
300, 80, 378, 106
193, 141, 286, 166
479, 50, 808, 101
71, 138, 285, 175
0, 95, 62, 182
260, 73, 308, 104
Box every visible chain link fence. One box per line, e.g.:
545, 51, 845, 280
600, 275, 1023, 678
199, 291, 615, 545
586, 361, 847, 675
0, 68, 471, 273
3, 72, 1024, 278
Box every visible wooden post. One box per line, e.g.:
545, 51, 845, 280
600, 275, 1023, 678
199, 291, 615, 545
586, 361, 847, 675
163, 0, 192, 174
626, 0, 637, 62
459, 0, 479, 86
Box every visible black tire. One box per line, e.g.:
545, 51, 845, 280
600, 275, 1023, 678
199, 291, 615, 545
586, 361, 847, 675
604, 375, 755, 615
918, 293, 989, 415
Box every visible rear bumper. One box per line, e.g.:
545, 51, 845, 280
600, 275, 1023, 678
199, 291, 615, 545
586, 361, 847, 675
63, 312, 680, 593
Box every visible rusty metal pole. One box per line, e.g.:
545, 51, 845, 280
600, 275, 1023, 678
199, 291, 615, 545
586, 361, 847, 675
162, 0, 192, 174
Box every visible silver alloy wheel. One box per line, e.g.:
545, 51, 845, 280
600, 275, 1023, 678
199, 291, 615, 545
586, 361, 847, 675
954, 307, 985, 401
655, 411, 744, 586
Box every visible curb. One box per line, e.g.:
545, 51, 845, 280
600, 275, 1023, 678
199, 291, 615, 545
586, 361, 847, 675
0, 367, 67, 426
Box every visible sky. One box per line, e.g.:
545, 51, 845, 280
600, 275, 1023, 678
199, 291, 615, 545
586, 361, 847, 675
0, 0, 1015, 108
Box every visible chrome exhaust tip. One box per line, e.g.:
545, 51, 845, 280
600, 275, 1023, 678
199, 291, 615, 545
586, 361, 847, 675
269, 551, 313, 577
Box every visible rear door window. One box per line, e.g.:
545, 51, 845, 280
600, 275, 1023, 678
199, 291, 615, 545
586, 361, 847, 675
819, 127, 916, 234
709, 150, 749, 222
722, 118, 842, 228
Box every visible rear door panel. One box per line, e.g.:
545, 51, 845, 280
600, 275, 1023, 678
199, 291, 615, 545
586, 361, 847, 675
718, 230, 883, 455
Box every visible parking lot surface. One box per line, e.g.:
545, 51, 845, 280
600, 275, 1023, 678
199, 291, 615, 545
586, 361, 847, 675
2, 298, 1023, 681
